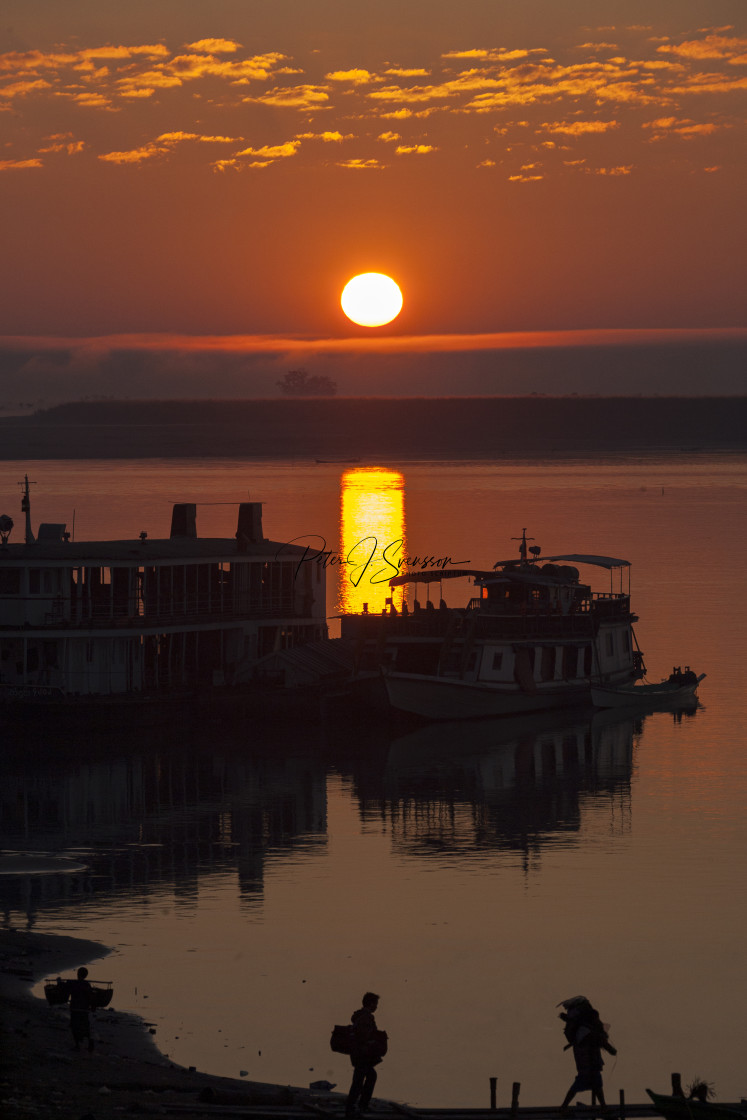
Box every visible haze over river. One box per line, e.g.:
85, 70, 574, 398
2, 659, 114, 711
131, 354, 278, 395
2, 455, 746, 1107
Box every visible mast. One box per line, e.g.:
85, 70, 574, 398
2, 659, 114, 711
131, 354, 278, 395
20, 474, 35, 544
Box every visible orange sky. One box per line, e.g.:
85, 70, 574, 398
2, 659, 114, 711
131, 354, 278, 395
0, 1, 745, 398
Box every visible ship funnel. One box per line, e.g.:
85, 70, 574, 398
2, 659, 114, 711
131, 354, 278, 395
170, 503, 197, 538
236, 502, 263, 544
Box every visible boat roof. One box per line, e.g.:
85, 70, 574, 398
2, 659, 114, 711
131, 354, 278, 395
0, 537, 309, 564
537, 553, 630, 569
389, 569, 495, 587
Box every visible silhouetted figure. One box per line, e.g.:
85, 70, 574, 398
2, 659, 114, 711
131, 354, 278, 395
67, 966, 95, 1052
558, 996, 616, 1115
345, 992, 384, 1118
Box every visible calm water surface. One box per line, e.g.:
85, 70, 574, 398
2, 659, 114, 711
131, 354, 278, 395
1, 456, 746, 1107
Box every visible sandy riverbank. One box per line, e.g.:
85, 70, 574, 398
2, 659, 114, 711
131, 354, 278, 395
0, 926, 311, 1119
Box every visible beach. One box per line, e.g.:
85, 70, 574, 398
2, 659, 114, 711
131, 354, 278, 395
0, 926, 307, 1119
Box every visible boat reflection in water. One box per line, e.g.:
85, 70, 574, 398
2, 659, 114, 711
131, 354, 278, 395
0, 700, 700, 920
337, 467, 408, 616
0, 722, 329, 921
335, 703, 700, 862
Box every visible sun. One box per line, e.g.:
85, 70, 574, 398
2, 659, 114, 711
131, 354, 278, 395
341, 273, 403, 327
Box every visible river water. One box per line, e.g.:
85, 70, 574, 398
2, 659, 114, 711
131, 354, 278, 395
1, 455, 746, 1108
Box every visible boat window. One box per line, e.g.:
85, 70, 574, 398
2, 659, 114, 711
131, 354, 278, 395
605, 633, 614, 656
0, 568, 21, 594
541, 646, 556, 682
622, 631, 630, 653
492, 651, 503, 670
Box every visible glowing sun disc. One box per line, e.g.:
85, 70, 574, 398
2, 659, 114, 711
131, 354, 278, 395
341, 273, 403, 327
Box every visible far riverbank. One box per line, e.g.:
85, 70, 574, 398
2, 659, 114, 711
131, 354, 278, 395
0, 397, 745, 460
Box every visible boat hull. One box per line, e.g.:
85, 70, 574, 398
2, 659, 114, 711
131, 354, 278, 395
384, 671, 592, 720
591, 674, 704, 709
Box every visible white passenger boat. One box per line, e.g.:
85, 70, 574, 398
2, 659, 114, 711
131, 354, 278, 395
0, 475, 327, 713
341, 530, 647, 720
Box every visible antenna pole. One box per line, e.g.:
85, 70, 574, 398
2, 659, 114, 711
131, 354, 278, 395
20, 475, 36, 544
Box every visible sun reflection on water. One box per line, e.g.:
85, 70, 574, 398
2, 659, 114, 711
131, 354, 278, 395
337, 467, 408, 615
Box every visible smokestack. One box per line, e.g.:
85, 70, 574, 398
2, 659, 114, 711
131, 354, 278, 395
236, 502, 263, 544
170, 503, 197, 538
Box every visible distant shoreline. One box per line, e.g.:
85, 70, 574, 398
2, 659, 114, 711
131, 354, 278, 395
0, 396, 745, 460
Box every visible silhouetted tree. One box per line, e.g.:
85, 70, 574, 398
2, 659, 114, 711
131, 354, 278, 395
277, 369, 337, 397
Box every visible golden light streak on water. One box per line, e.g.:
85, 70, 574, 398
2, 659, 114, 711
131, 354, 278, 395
337, 467, 408, 615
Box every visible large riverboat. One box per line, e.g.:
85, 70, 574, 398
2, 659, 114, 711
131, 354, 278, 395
0, 477, 327, 713
340, 530, 645, 720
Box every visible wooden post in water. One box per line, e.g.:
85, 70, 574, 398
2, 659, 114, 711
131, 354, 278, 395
511, 1082, 521, 1118
619, 1088, 626, 1120
490, 1078, 497, 1110
672, 1074, 684, 1099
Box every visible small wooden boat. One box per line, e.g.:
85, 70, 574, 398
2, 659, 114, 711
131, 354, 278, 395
44, 978, 114, 1007
591, 670, 705, 709
646, 1089, 747, 1120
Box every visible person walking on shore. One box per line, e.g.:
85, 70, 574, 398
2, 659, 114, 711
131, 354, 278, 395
558, 996, 616, 1115
67, 966, 96, 1053
345, 992, 385, 1118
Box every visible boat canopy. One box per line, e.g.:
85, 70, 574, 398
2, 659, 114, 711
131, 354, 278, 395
389, 569, 494, 587
536, 553, 630, 569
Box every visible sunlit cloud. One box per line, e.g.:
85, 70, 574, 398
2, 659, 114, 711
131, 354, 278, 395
0, 158, 44, 170
295, 130, 348, 141
443, 48, 546, 61
337, 158, 383, 169
385, 68, 430, 77
0, 78, 52, 97
326, 68, 378, 84
38, 134, 86, 154
395, 143, 437, 154
98, 143, 167, 164
591, 165, 633, 175
235, 141, 300, 159
643, 116, 723, 139
186, 39, 242, 54
242, 84, 330, 108
657, 34, 747, 61
541, 119, 619, 134
0, 28, 744, 178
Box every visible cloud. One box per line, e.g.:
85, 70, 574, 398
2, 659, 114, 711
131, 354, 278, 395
395, 143, 437, 154
325, 68, 377, 84
98, 144, 167, 164
0, 78, 52, 97
385, 68, 430, 77
186, 39, 242, 54
295, 130, 348, 142
0, 158, 44, 170
541, 119, 619, 134
591, 165, 633, 175
643, 116, 723, 139
657, 34, 747, 61
336, 158, 383, 169
242, 84, 330, 108
234, 141, 300, 159
0, 31, 744, 177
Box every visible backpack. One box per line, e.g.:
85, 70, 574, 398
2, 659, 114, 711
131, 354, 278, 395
330, 1024, 354, 1054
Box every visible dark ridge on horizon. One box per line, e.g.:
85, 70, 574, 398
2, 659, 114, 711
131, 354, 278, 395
1, 396, 745, 460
